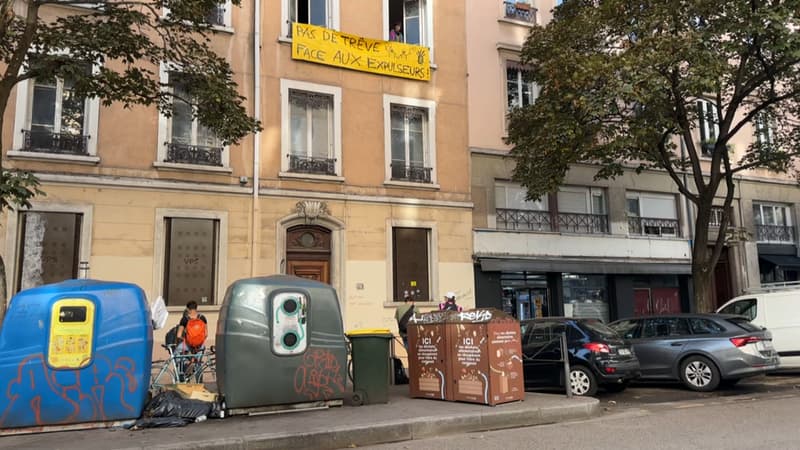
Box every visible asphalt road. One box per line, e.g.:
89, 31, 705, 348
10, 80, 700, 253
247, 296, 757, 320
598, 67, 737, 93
368, 373, 800, 450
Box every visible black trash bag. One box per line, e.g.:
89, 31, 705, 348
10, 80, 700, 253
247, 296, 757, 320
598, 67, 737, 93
132, 416, 193, 429
393, 357, 409, 385
143, 390, 213, 419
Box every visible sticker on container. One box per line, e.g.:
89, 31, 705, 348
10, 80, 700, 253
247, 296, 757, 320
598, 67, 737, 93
47, 298, 95, 369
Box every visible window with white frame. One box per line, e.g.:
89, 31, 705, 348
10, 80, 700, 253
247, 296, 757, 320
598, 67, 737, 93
280, 79, 341, 177
163, 217, 219, 306
162, 1, 233, 29
754, 113, 775, 149
157, 66, 225, 167
495, 182, 548, 211
392, 227, 431, 302
753, 202, 793, 243
709, 206, 725, 227
697, 99, 719, 155
284, 0, 338, 37
386, 0, 431, 48
16, 211, 83, 292
626, 192, 680, 237
12, 60, 99, 158
384, 95, 436, 184
506, 62, 539, 110
557, 186, 607, 233
494, 182, 551, 231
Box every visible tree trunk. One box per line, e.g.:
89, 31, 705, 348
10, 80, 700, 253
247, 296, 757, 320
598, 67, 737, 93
692, 257, 715, 313
691, 206, 717, 313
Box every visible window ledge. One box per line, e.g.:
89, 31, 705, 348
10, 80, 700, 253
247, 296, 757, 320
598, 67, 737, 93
279, 171, 344, 183
210, 25, 234, 34
384, 180, 441, 190
497, 17, 536, 28
278, 36, 292, 44
153, 161, 233, 173
7, 150, 100, 165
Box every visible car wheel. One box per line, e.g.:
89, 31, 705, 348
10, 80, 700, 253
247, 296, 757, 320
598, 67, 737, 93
604, 381, 628, 393
680, 355, 720, 392
569, 366, 598, 396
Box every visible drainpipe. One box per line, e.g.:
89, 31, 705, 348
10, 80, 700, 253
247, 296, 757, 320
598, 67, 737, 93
250, 0, 262, 277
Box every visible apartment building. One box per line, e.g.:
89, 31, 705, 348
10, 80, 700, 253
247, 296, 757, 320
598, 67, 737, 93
1, 0, 474, 344
466, 0, 800, 321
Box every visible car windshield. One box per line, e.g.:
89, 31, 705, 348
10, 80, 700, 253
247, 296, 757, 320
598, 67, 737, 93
581, 319, 619, 340
726, 317, 761, 333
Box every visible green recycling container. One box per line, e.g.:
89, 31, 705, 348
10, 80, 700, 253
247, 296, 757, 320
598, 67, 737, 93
346, 329, 393, 405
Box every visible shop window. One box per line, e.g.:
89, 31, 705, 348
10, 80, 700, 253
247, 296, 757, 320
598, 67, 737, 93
561, 273, 609, 323
392, 227, 430, 302
17, 212, 82, 292
163, 218, 219, 306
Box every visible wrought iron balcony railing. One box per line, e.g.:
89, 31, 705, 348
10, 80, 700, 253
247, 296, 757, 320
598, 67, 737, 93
165, 142, 223, 166
628, 216, 681, 237
22, 129, 89, 155
557, 212, 609, 234
503, 1, 536, 23
390, 161, 432, 184
756, 224, 795, 243
496, 208, 553, 232
288, 154, 336, 176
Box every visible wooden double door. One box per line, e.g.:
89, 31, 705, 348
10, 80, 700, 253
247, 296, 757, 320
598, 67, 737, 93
286, 225, 331, 284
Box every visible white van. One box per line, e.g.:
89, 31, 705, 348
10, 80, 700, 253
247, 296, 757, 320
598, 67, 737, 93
717, 288, 800, 369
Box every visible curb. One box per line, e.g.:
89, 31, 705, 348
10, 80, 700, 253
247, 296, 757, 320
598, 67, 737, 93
146, 399, 599, 450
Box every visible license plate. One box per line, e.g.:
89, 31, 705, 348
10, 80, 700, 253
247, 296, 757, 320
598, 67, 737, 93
618, 348, 631, 356
757, 341, 774, 351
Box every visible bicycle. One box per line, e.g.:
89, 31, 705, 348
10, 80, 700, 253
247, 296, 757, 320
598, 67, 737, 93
150, 344, 215, 391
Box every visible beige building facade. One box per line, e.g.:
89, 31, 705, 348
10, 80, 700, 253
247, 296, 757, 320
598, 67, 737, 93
2, 0, 474, 349
467, 0, 800, 320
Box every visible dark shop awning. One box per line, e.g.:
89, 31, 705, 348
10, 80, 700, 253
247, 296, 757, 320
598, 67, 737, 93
759, 254, 800, 269
478, 257, 692, 275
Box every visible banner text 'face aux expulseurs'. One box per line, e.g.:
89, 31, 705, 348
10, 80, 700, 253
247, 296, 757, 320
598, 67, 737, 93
291, 23, 431, 81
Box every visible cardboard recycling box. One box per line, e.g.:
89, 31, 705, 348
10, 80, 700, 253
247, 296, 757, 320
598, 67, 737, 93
408, 308, 524, 406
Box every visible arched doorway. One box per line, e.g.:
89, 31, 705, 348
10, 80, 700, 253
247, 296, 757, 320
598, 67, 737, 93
286, 225, 331, 284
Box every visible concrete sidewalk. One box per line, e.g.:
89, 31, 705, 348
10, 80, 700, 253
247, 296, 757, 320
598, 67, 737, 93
0, 386, 598, 450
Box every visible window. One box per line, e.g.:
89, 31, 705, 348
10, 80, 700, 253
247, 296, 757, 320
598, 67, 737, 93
696, 99, 719, 155
557, 186, 607, 233
163, 218, 219, 306
495, 183, 548, 211
688, 318, 725, 335
626, 192, 679, 236
12, 60, 99, 158
392, 227, 430, 302
504, 0, 536, 23
609, 320, 641, 340
494, 182, 550, 231
753, 202, 793, 243
281, 80, 341, 177
754, 113, 775, 149
709, 206, 725, 227
162, 1, 233, 29
719, 299, 757, 321
506, 62, 539, 110
284, 0, 338, 37
384, 95, 436, 184
157, 65, 228, 168
641, 317, 691, 338
16, 212, 82, 292
562, 274, 609, 323
386, 0, 432, 48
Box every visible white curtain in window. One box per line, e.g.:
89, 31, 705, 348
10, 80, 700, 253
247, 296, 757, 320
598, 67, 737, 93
641, 196, 677, 219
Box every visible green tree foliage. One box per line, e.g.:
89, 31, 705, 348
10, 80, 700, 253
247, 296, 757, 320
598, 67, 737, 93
0, 0, 260, 320
507, 0, 800, 312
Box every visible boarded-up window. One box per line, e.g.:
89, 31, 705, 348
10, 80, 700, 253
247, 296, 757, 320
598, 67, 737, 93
17, 212, 82, 292
164, 218, 218, 306
392, 227, 430, 302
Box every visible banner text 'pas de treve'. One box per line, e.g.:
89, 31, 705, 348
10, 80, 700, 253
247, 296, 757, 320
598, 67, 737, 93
291, 23, 431, 81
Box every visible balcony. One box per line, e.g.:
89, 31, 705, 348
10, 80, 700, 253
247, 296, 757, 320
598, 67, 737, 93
165, 142, 223, 166
557, 212, 609, 234
22, 129, 89, 156
628, 216, 681, 237
503, 1, 536, 23
288, 154, 336, 176
390, 161, 432, 184
756, 225, 795, 244
496, 209, 552, 232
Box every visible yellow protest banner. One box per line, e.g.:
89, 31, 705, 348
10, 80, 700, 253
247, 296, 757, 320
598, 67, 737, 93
291, 23, 431, 81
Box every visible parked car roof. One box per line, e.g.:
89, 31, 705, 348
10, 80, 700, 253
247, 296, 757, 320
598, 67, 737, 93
612, 313, 744, 321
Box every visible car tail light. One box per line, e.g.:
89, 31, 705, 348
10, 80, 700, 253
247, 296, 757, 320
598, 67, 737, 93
583, 342, 610, 353
730, 336, 761, 347
604, 367, 616, 374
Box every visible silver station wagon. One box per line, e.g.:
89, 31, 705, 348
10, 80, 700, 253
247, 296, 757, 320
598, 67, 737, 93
608, 314, 780, 391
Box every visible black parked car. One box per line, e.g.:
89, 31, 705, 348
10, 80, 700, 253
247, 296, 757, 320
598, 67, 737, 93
520, 318, 641, 396
608, 314, 780, 392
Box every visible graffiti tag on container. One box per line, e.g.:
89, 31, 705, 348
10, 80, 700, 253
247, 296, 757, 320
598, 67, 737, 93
457, 310, 492, 322
294, 348, 345, 400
